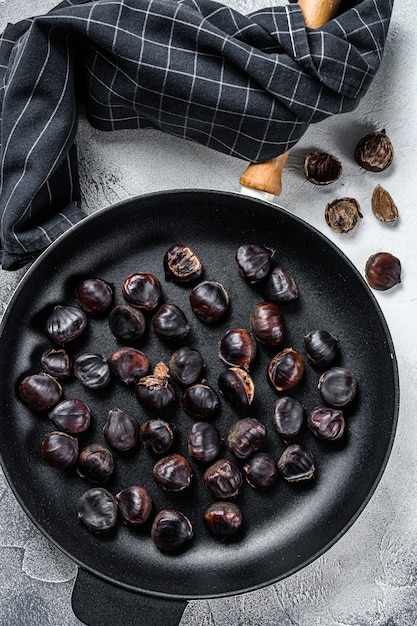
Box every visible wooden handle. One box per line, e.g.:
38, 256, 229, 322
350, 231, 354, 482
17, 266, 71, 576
239, 0, 342, 196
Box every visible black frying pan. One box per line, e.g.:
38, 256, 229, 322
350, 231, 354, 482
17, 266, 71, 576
0, 190, 398, 625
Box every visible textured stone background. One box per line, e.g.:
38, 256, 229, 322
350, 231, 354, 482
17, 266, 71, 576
0, 0, 416, 624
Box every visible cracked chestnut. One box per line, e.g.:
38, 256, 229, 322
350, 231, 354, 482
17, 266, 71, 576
235, 244, 275, 283
218, 366, 254, 414
41, 431, 79, 469
304, 151, 342, 185
203, 458, 242, 499
151, 509, 193, 552
77, 444, 115, 483
277, 444, 315, 482
49, 398, 91, 434
19, 373, 62, 411
182, 382, 220, 420
108, 304, 146, 342
244, 452, 278, 489
46, 305, 87, 345
268, 348, 304, 392
40, 348, 72, 379
163, 243, 203, 283
218, 328, 257, 370
189, 281, 229, 323
169, 346, 205, 386
116, 485, 152, 526
74, 353, 111, 389
122, 272, 161, 311
135, 362, 176, 412
203, 502, 243, 540
153, 454, 193, 491
188, 421, 222, 463
152, 303, 190, 340
76, 278, 113, 315
307, 406, 345, 441
109, 347, 150, 384
77, 487, 118, 534
250, 301, 285, 345
103, 408, 139, 452
140, 419, 174, 455
318, 367, 357, 407
227, 417, 266, 460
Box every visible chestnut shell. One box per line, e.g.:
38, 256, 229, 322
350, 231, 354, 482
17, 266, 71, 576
163, 243, 203, 283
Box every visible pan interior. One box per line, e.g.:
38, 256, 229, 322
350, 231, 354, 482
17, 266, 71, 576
0, 191, 398, 598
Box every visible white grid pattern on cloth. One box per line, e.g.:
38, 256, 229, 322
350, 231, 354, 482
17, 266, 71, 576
0, 0, 394, 269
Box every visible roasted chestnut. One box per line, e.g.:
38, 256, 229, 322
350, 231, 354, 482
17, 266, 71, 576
182, 382, 220, 420
41, 431, 79, 469
354, 129, 394, 172
235, 244, 275, 283
151, 509, 193, 552
77, 444, 115, 483
250, 302, 285, 345
272, 396, 305, 440
163, 243, 203, 283
203, 502, 243, 540
303, 329, 338, 368
268, 348, 304, 392
40, 348, 72, 379
303, 151, 342, 185
188, 421, 222, 463
109, 347, 150, 384
318, 367, 357, 407
169, 346, 205, 386
218, 367, 254, 413
152, 303, 190, 341
122, 272, 161, 311
46, 305, 87, 345
258, 267, 298, 304
189, 281, 229, 323
307, 406, 345, 441
218, 328, 257, 370
103, 408, 139, 452
140, 419, 174, 455
76, 278, 113, 315
77, 487, 118, 534
243, 452, 278, 489
116, 485, 152, 526
19, 373, 62, 411
74, 353, 111, 389
153, 454, 193, 492
135, 362, 176, 412
108, 304, 146, 342
49, 398, 91, 434
203, 458, 242, 499
277, 444, 315, 482
365, 252, 401, 291
227, 417, 266, 460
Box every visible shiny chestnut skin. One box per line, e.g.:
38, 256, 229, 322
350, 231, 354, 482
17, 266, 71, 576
48, 398, 91, 434
277, 444, 315, 482
318, 367, 357, 407
203, 458, 242, 499
169, 346, 205, 386
116, 485, 152, 526
227, 417, 266, 460
135, 362, 176, 412
109, 347, 150, 384
365, 252, 401, 291
153, 454, 192, 492
77, 487, 118, 534
46, 305, 87, 345
163, 243, 203, 283
103, 408, 139, 452
189, 281, 229, 323
218, 367, 254, 414
188, 421, 222, 463
140, 419, 174, 455
203, 502, 243, 540
40, 348, 72, 379
244, 452, 278, 489
235, 244, 275, 283
19, 373, 62, 411
41, 431, 79, 469
108, 304, 146, 342
76, 278, 113, 315
258, 267, 298, 304
151, 509, 193, 552
272, 396, 305, 440
74, 353, 111, 389
307, 406, 345, 441
182, 383, 220, 420
303, 330, 338, 368
250, 302, 285, 346
268, 348, 304, 392
122, 272, 161, 311
218, 328, 257, 370
77, 444, 115, 483
152, 304, 190, 341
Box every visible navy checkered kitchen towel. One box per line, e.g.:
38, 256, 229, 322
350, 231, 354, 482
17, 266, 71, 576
0, 0, 393, 269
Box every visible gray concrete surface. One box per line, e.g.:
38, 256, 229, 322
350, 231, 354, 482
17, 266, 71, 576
0, 0, 416, 624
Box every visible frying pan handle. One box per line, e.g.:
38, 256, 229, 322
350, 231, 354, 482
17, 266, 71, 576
239, 0, 342, 197
72, 568, 188, 626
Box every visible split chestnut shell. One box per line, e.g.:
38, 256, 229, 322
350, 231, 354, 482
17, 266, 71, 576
218, 367, 255, 414
135, 362, 176, 412
40, 348, 72, 379
163, 243, 203, 283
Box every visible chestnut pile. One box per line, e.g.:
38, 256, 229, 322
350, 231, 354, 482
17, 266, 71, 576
18, 243, 358, 553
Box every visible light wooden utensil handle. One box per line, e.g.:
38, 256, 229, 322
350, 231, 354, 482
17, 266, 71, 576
239, 0, 342, 196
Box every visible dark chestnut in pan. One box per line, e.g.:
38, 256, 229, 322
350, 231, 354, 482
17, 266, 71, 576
109, 347, 150, 384
122, 272, 161, 311
304, 329, 338, 368
227, 417, 266, 460
108, 304, 146, 342
116, 485, 152, 526
218, 367, 254, 414
250, 302, 285, 346
41, 431, 79, 469
40, 348, 72, 379
182, 382, 220, 420
203, 502, 243, 540
258, 267, 298, 304
19, 373, 62, 411
77, 487, 118, 534
268, 348, 304, 391
189, 281, 229, 323
163, 243, 203, 283
103, 408, 139, 452
235, 244, 275, 283
140, 419, 175, 455
74, 353, 111, 389
46, 305, 87, 345
203, 458, 242, 499
307, 406, 345, 441
318, 367, 357, 407
135, 362, 176, 412
77, 444, 115, 483
169, 346, 205, 386
272, 396, 305, 440
152, 304, 190, 341
151, 509, 193, 552
49, 398, 91, 434
76, 278, 113, 315
218, 328, 257, 370
244, 452, 278, 489
277, 444, 315, 482
153, 454, 193, 492
188, 421, 222, 463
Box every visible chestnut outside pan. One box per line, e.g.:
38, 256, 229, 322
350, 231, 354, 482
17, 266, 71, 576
0, 190, 399, 625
